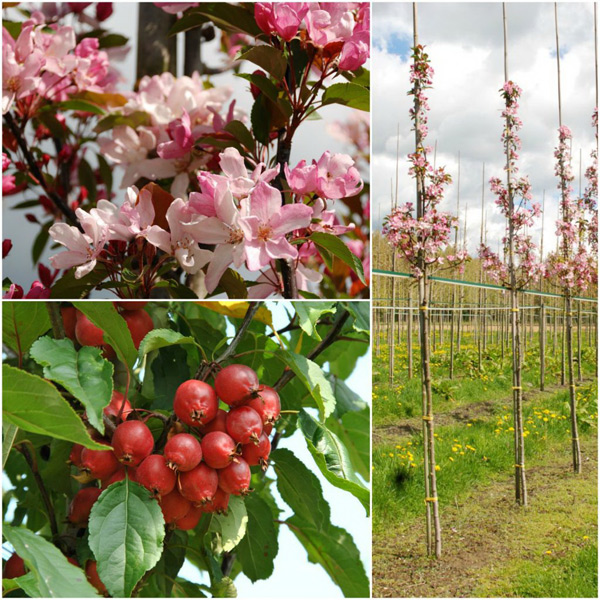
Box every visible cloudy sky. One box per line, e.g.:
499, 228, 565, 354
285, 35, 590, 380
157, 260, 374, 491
372, 2, 597, 259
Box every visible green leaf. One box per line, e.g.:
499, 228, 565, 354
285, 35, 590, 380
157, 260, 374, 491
298, 410, 369, 514
236, 72, 280, 103
2, 20, 22, 39
146, 345, 193, 410
94, 111, 152, 134
49, 264, 109, 299
88, 479, 165, 598
321, 82, 370, 111
238, 46, 287, 81
78, 158, 97, 203
236, 494, 278, 582
224, 120, 255, 151
5, 569, 41, 596
137, 328, 200, 359
30, 336, 113, 435
211, 576, 237, 598
139, 531, 188, 597
3, 423, 19, 469
73, 302, 138, 370
2, 302, 51, 355
31, 224, 50, 266
343, 301, 369, 333
97, 153, 113, 199
292, 302, 336, 340
310, 231, 366, 284
329, 375, 368, 416
282, 351, 336, 420
3, 525, 101, 597
56, 99, 106, 115
250, 95, 271, 146
168, 12, 209, 36
190, 3, 261, 36
327, 406, 370, 482
271, 449, 368, 598
2, 365, 106, 449
98, 33, 128, 48
345, 66, 370, 87
208, 495, 248, 554
214, 268, 249, 299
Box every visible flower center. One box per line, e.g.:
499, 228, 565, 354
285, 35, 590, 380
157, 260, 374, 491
227, 227, 244, 245
257, 224, 272, 242
6, 76, 21, 93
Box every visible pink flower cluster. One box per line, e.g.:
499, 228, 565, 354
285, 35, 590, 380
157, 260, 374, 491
384, 46, 465, 278
98, 73, 239, 198
48, 147, 362, 297
255, 2, 370, 71
2, 14, 117, 115
546, 123, 596, 291
479, 82, 544, 289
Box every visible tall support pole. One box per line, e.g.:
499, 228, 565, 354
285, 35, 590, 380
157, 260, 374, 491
555, 2, 581, 472
540, 303, 546, 391
504, 3, 527, 505
408, 294, 414, 380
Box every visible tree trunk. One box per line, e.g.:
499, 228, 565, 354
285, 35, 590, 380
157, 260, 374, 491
136, 4, 178, 80
566, 294, 582, 472
540, 303, 546, 391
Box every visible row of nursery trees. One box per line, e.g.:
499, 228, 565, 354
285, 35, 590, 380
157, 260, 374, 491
382, 3, 598, 557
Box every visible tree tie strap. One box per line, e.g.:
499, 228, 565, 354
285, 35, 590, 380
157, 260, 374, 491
511, 308, 519, 312
514, 464, 524, 468
512, 386, 522, 390
572, 437, 579, 441
422, 415, 434, 421
425, 497, 438, 503
569, 384, 577, 389
420, 306, 428, 311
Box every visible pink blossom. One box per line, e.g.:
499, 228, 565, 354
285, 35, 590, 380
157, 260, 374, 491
186, 182, 247, 292
255, 3, 309, 42
338, 30, 370, 71
157, 110, 195, 159
310, 199, 355, 235
316, 151, 363, 199
284, 160, 318, 195
218, 147, 279, 199
144, 199, 212, 275
239, 182, 312, 270
154, 3, 198, 14
49, 208, 109, 278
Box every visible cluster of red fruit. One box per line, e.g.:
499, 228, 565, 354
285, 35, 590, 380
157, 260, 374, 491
61, 362, 279, 593
61, 301, 153, 355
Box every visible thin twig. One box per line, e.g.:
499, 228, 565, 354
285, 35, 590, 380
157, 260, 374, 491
273, 308, 351, 391
195, 302, 261, 380
3, 112, 81, 229
46, 302, 65, 339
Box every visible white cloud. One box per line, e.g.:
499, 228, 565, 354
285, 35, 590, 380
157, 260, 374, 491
372, 2, 597, 260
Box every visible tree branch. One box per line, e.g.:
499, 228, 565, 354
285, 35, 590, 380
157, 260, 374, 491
273, 307, 351, 391
195, 302, 261, 380
3, 112, 81, 229
46, 302, 65, 339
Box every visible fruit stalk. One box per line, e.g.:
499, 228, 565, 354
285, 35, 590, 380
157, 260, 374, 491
46, 302, 66, 340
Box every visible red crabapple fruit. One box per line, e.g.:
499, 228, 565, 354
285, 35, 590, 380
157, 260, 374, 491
3, 554, 26, 579
178, 463, 218, 504
214, 364, 260, 407
226, 406, 263, 445
218, 459, 251, 496
173, 380, 218, 427
103, 391, 132, 420
175, 504, 203, 530
247, 386, 281, 425
201, 487, 231, 514
86, 561, 107, 594
68, 487, 102, 525
121, 309, 153, 349
80, 445, 119, 480
201, 431, 240, 469
111, 420, 154, 467
136, 454, 176, 498
159, 489, 191, 524
164, 433, 202, 472
241, 432, 271, 470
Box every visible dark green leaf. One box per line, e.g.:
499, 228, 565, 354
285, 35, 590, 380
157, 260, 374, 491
344, 66, 370, 87
139, 531, 188, 597
236, 72, 280, 103
2, 302, 51, 355
298, 410, 369, 514
78, 158, 97, 203
97, 153, 113, 199
343, 301, 369, 333
3, 20, 22, 39
250, 95, 271, 146
271, 449, 368, 598
98, 33, 128, 48
238, 46, 286, 80
321, 82, 370, 111
236, 494, 278, 582
137, 328, 200, 359
190, 3, 261, 36
214, 268, 248, 299
3, 525, 101, 597
310, 231, 366, 284
3, 571, 40, 596
148, 345, 193, 410
88, 479, 165, 598
36, 112, 68, 139
282, 351, 336, 420
168, 12, 209, 36
73, 302, 138, 369
30, 336, 113, 434
329, 375, 368, 416
2, 365, 106, 449
31, 224, 50, 266
224, 120, 255, 151
50, 264, 109, 299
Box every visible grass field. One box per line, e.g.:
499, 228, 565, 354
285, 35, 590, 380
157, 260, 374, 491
372, 332, 598, 598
